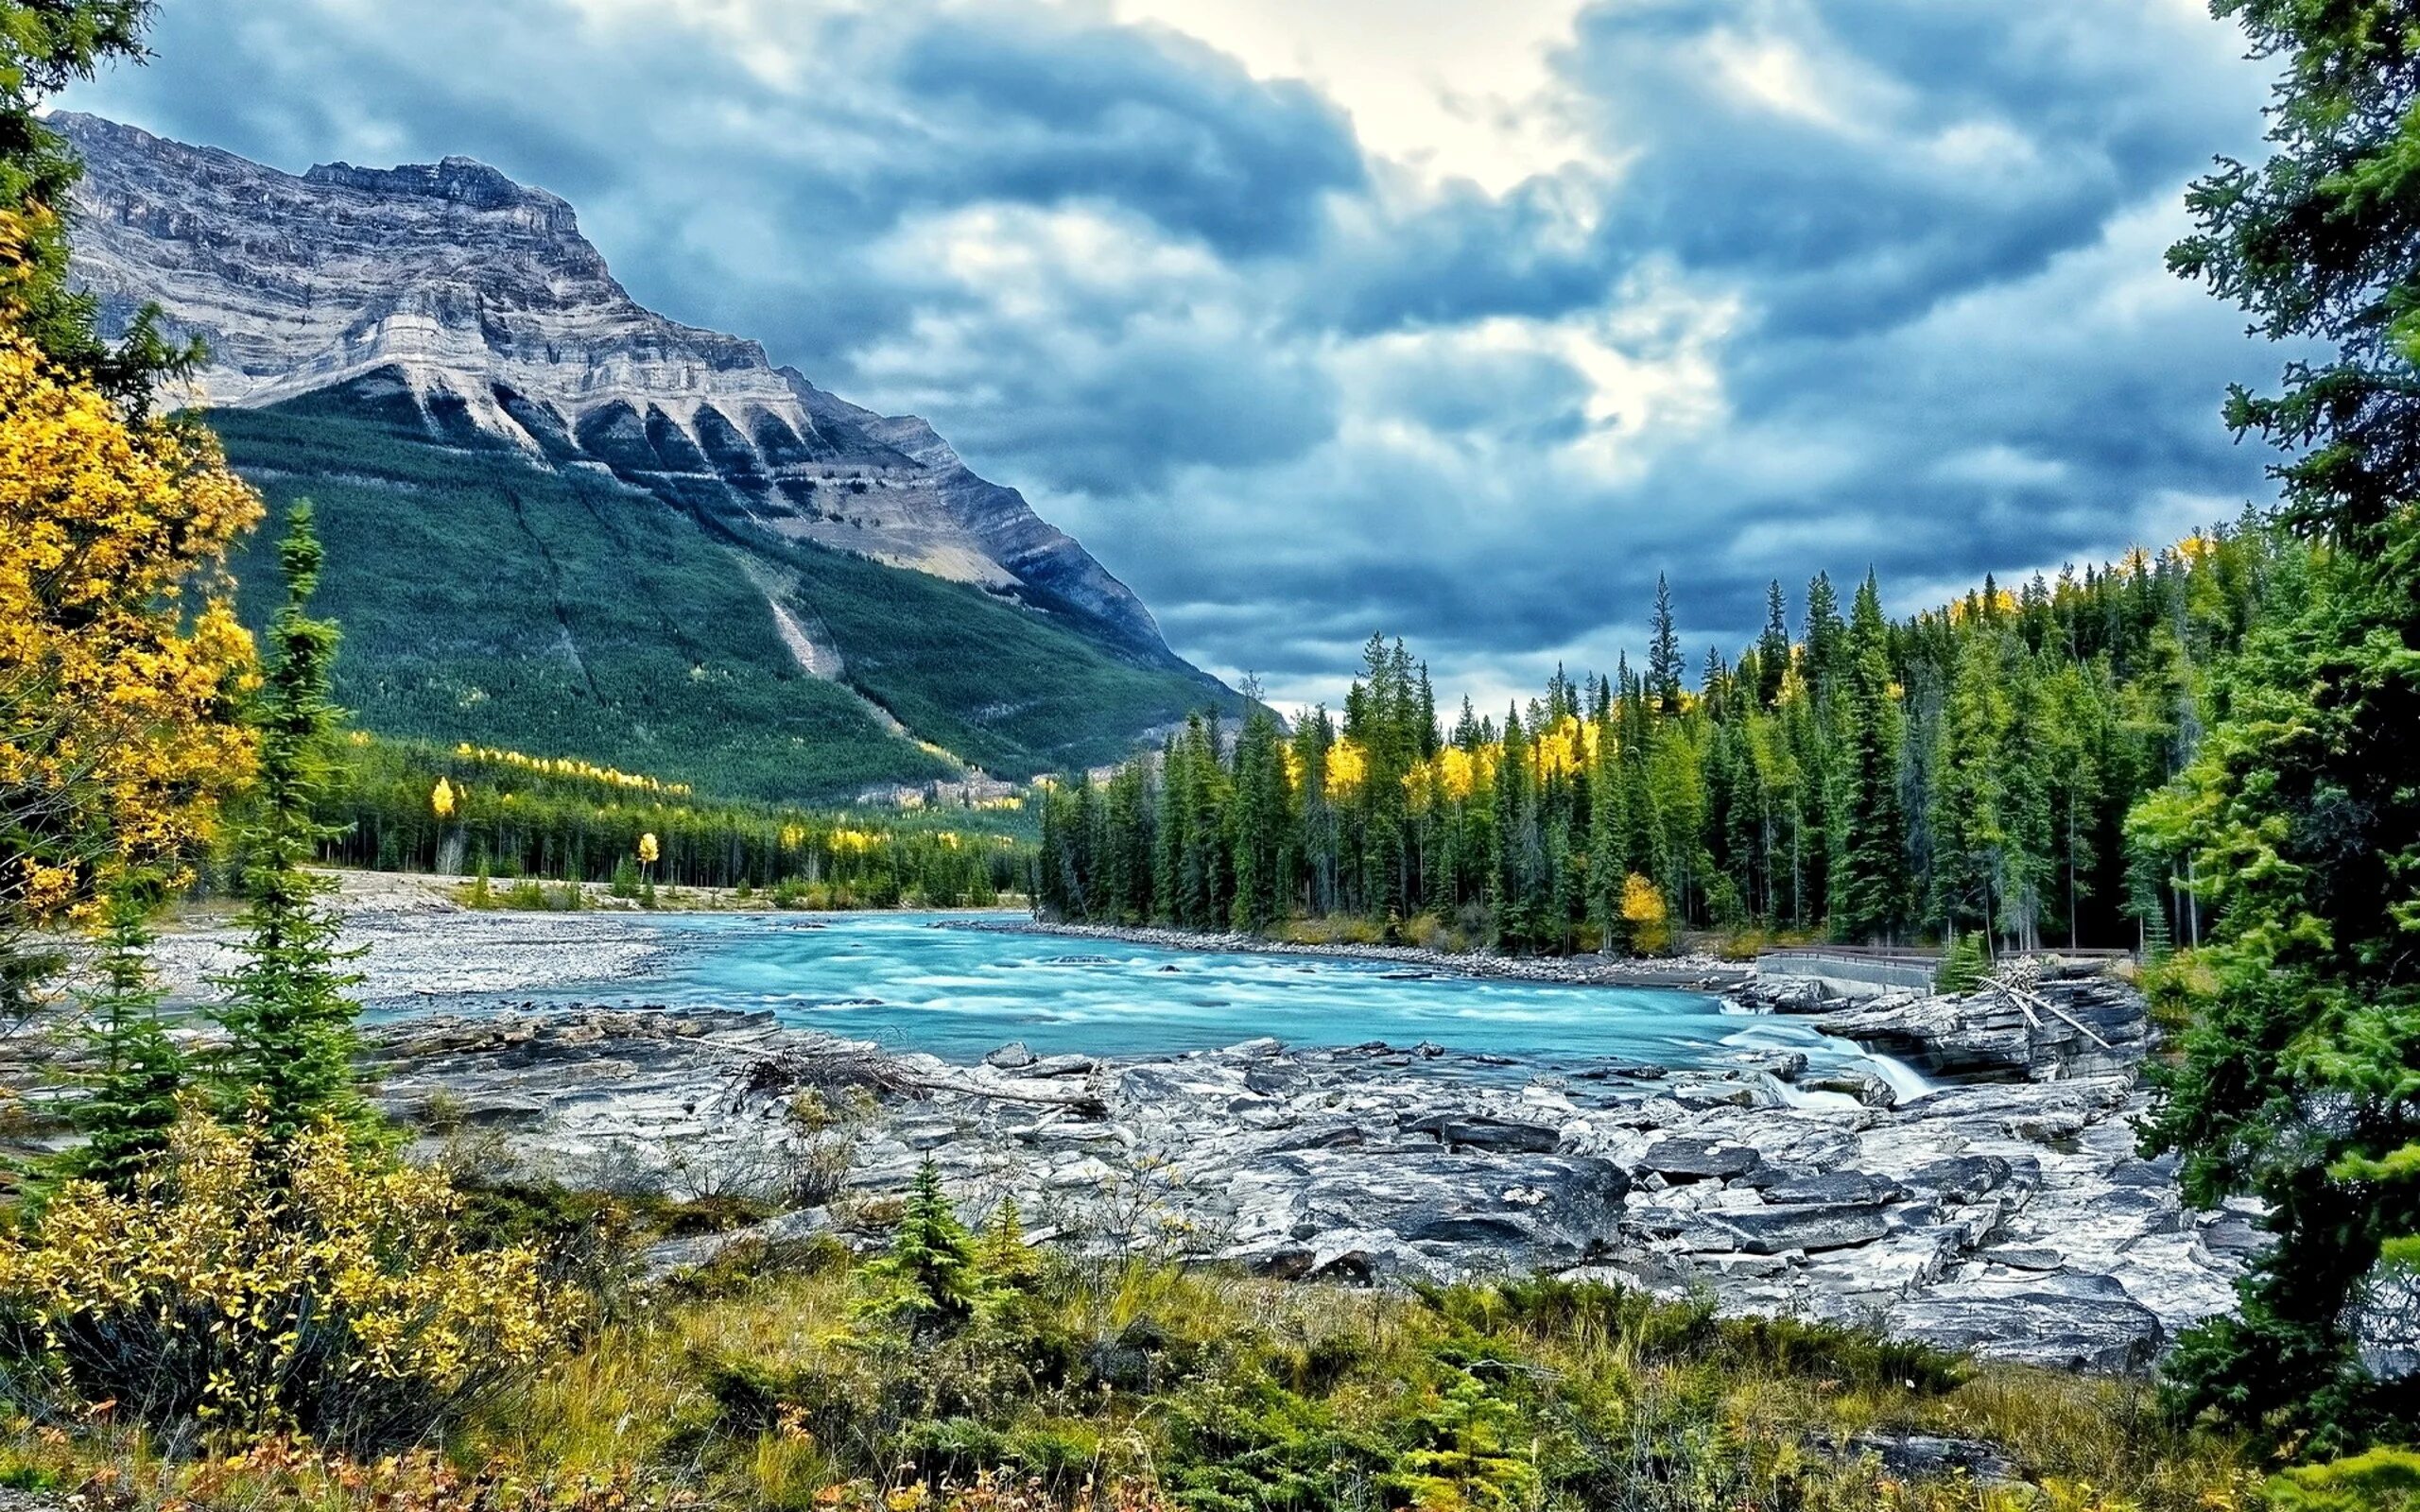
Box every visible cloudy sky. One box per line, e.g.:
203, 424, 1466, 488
65, 0, 2286, 711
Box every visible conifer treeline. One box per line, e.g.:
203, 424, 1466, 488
1036, 521, 2283, 954
318, 738, 1028, 908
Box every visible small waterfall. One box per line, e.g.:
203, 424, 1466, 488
1866, 1051, 1937, 1105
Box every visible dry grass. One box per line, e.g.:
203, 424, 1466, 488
0, 1257, 2273, 1512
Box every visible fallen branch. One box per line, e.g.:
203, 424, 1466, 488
1987, 980, 2043, 1029
903, 1076, 1110, 1119
1990, 978, 2112, 1051
733, 1047, 1110, 1119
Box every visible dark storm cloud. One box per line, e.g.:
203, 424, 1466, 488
61, 0, 2292, 709
889, 17, 1366, 255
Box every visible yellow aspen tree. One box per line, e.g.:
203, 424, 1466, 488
430, 778, 456, 818
1620, 873, 1671, 956
0, 329, 262, 950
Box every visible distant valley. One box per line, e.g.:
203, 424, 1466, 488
58, 112, 1240, 803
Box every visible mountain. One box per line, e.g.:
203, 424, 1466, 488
55, 112, 1238, 802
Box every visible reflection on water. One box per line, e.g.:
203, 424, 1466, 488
407, 912, 1910, 1088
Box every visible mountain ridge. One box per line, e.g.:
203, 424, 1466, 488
53, 110, 1176, 661
54, 111, 1243, 804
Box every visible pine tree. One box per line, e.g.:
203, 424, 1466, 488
1830, 574, 1908, 941
1228, 704, 1288, 932
64, 879, 185, 1194
1756, 580, 1790, 708
1803, 573, 1847, 699
976, 1193, 1039, 1287
1929, 628, 2017, 948
2139, 3, 2420, 1451
1936, 931, 1988, 995
209, 505, 372, 1143
1647, 574, 1684, 714
861, 1159, 988, 1330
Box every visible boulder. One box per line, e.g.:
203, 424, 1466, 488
1220, 1037, 1285, 1058
2193, 1211, 2268, 1267
1706, 1202, 1891, 1255
412, 1091, 548, 1128
1636, 1136, 1762, 1181
1843, 1432, 2023, 1486
1799, 1070, 1898, 1108
983, 1042, 1038, 1070
1404, 1112, 1564, 1154
1671, 1081, 1768, 1110
1902, 1155, 2013, 1204
2006, 1104, 2091, 1143
1885, 1279, 2164, 1372
1027, 1055, 1098, 1078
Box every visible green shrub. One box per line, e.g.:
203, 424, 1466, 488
1937, 933, 1989, 995
2268, 1447, 2420, 1510
859, 1161, 990, 1331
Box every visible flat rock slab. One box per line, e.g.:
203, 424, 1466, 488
1404, 1113, 1564, 1154
1886, 1285, 2165, 1373
1706, 1202, 1893, 1255
1760, 1170, 1903, 1206
1637, 1136, 1762, 1180
1229, 1146, 1631, 1275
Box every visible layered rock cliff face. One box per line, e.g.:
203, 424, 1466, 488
55, 112, 1170, 659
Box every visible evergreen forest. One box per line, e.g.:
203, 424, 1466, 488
1037, 524, 2280, 957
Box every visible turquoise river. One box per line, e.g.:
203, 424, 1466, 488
424, 912, 1927, 1096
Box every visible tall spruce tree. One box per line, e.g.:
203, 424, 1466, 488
2133, 0, 2420, 1458
1228, 702, 1288, 932
210, 505, 372, 1143
1647, 575, 1684, 714
1756, 580, 1791, 708
1830, 574, 1907, 941
64, 877, 184, 1194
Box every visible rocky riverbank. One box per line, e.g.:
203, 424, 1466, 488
363, 983, 2253, 1377
105, 883, 2255, 1376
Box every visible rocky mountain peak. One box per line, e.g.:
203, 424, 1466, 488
302, 154, 578, 225
55, 111, 1176, 661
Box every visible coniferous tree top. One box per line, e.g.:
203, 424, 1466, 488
2170, 0, 2420, 544
62, 876, 183, 1195
0, 2, 199, 405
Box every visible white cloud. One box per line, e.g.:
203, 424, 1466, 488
1087, 0, 1592, 193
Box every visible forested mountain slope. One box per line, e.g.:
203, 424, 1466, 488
211, 390, 1238, 802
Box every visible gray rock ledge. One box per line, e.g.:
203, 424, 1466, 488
358, 993, 2250, 1376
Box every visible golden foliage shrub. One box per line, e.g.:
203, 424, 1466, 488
0, 1111, 579, 1451
1620, 872, 1671, 955
0, 330, 261, 919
